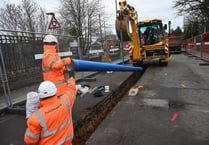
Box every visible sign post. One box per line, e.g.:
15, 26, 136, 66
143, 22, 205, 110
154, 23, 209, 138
46, 12, 61, 51
48, 16, 61, 29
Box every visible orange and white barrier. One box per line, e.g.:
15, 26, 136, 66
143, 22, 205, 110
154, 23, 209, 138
165, 43, 169, 54
128, 44, 133, 56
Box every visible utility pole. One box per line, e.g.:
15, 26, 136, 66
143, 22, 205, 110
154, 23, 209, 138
168, 21, 171, 36
99, 14, 103, 49
115, 0, 118, 16
104, 17, 108, 52
204, 18, 206, 34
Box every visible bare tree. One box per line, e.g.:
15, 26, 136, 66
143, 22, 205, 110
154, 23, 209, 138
0, 4, 22, 34
173, 0, 201, 16
59, 0, 105, 55
183, 16, 200, 38
173, 0, 209, 33
22, 0, 37, 33
0, 0, 47, 36
37, 7, 49, 33
173, 0, 209, 21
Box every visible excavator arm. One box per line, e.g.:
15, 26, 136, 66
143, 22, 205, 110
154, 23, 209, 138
115, 0, 142, 62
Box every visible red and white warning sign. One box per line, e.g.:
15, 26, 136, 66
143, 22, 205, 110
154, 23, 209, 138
48, 16, 61, 29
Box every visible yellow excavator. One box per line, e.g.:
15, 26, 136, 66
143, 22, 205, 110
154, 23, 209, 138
115, 0, 170, 66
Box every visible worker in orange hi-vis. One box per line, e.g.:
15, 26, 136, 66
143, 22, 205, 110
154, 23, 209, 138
42, 35, 72, 97
24, 77, 76, 145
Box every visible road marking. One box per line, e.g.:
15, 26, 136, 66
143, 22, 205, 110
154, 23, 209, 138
137, 85, 144, 89
171, 113, 178, 121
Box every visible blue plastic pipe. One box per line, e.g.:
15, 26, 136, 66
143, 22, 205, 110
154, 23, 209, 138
72, 59, 143, 72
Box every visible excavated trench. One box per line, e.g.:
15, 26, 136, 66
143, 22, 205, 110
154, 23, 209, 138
73, 71, 143, 145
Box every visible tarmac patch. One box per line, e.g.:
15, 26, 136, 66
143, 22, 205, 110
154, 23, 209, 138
143, 99, 168, 108
168, 100, 185, 108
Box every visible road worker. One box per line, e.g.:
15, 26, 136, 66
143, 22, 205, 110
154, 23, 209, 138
143, 27, 150, 42
42, 34, 72, 96
24, 77, 76, 145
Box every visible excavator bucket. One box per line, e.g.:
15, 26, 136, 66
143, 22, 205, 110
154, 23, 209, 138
115, 15, 132, 41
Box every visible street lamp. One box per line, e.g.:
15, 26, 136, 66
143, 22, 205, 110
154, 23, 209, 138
168, 21, 171, 36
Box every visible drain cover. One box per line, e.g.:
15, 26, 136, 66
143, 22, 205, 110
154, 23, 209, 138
143, 99, 168, 108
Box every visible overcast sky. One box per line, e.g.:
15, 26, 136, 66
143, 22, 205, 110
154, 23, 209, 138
1, 0, 183, 33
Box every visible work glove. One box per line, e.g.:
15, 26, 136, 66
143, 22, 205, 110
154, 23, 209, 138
63, 57, 71, 66
26, 92, 40, 119
66, 62, 75, 78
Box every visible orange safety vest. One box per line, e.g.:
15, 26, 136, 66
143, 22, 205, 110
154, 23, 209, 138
42, 45, 71, 96
24, 77, 76, 145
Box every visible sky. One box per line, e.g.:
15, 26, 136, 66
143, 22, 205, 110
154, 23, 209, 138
102, 0, 183, 32
0, 0, 183, 33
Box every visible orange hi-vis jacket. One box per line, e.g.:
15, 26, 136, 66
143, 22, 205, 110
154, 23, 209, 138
42, 45, 71, 96
24, 77, 76, 145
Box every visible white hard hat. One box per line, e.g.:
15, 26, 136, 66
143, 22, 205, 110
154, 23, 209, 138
43, 35, 58, 43
38, 81, 57, 98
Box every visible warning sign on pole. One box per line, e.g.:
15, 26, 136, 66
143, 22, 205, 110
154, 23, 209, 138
48, 16, 61, 29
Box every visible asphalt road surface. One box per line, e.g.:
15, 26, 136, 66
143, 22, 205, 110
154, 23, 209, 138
86, 53, 209, 145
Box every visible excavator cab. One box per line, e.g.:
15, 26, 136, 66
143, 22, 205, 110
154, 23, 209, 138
138, 19, 165, 45
137, 19, 170, 66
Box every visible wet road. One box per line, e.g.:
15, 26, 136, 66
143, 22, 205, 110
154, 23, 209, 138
86, 54, 209, 145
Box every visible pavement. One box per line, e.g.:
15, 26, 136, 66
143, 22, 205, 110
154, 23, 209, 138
85, 53, 209, 145
0, 71, 98, 110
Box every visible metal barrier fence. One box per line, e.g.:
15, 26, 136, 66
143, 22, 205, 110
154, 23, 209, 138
201, 33, 209, 61
190, 37, 195, 56
0, 30, 125, 109
182, 32, 209, 61
0, 30, 78, 108
195, 35, 201, 57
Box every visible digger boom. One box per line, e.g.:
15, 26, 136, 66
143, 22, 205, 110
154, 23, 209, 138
115, 0, 142, 62
115, 0, 170, 66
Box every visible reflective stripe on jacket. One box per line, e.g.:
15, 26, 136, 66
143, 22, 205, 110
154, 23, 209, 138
42, 45, 71, 96
24, 77, 76, 145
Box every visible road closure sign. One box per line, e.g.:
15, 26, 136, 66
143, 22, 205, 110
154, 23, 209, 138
48, 16, 61, 29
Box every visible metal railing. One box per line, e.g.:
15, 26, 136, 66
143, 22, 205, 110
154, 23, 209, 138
0, 29, 126, 109
0, 30, 77, 109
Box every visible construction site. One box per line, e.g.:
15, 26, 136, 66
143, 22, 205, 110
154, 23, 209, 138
1, 0, 209, 145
